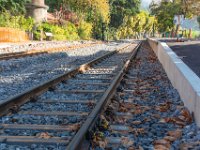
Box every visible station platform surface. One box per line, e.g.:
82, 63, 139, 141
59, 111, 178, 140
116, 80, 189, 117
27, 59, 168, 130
166, 40, 200, 78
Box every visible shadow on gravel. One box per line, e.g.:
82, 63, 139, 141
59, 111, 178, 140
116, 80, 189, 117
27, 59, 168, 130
0, 48, 131, 101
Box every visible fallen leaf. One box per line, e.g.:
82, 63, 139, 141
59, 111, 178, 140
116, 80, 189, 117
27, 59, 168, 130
128, 146, 135, 150
181, 109, 193, 124
115, 117, 127, 124
167, 129, 182, 139
121, 137, 134, 148
154, 139, 171, 148
179, 143, 194, 150
132, 121, 142, 125
138, 145, 144, 150
119, 104, 128, 112
36, 132, 52, 139
164, 136, 176, 142
132, 128, 145, 135
143, 118, 151, 122
155, 102, 171, 112
151, 114, 160, 119
159, 118, 173, 123
98, 140, 108, 149
133, 109, 144, 115
67, 123, 81, 131
154, 144, 170, 150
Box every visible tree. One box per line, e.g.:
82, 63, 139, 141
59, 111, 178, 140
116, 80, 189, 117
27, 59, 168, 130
45, 0, 63, 12
182, 0, 200, 17
61, 0, 110, 39
0, 0, 29, 15
109, 0, 140, 28
117, 11, 156, 39
150, 0, 182, 33
62, 0, 110, 23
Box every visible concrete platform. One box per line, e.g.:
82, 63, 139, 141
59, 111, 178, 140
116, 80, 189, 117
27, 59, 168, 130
167, 41, 200, 78
147, 38, 200, 127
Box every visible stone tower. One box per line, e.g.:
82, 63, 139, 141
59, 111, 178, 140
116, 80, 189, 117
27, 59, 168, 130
26, 0, 49, 23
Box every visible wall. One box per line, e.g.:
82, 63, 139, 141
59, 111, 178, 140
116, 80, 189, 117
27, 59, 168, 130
0, 28, 29, 42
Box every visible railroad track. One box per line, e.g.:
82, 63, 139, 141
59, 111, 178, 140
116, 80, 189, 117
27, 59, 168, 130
88, 41, 195, 150
0, 41, 140, 149
0, 42, 100, 61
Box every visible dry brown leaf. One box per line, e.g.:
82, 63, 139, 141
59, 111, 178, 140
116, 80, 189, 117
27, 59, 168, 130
128, 146, 135, 150
167, 129, 182, 139
154, 144, 170, 150
179, 143, 194, 150
132, 109, 144, 115
174, 120, 185, 127
181, 109, 193, 124
36, 132, 52, 139
155, 102, 171, 112
66, 123, 81, 131
143, 118, 151, 122
98, 140, 108, 149
132, 121, 142, 125
138, 146, 144, 150
115, 117, 127, 123
132, 128, 145, 135
159, 119, 167, 123
121, 137, 134, 148
122, 103, 137, 109
164, 136, 176, 142
119, 104, 128, 112
152, 114, 161, 119
159, 118, 174, 123
154, 139, 171, 148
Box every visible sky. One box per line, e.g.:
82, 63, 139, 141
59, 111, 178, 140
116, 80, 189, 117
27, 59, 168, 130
141, 0, 152, 10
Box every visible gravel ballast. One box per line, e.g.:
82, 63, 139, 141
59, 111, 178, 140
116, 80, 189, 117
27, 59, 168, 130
0, 42, 127, 101
0, 43, 136, 150
0, 41, 96, 55
91, 42, 200, 150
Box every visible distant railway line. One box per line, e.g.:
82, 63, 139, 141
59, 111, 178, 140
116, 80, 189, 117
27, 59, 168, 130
0, 42, 100, 61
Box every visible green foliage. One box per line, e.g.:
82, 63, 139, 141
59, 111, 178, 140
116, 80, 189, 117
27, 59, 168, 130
0, 0, 29, 15
64, 22, 79, 40
109, 0, 141, 28
117, 11, 156, 39
0, 0, 148, 40
150, 0, 178, 32
77, 21, 93, 40
45, 0, 63, 12
61, 0, 110, 39
0, 11, 34, 31
35, 22, 80, 41
63, 0, 110, 23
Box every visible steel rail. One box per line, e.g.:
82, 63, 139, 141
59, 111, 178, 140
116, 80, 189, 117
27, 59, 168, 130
0, 43, 132, 117
66, 41, 142, 150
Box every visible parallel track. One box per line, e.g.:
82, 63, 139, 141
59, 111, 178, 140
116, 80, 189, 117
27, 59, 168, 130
0, 42, 100, 61
0, 41, 140, 149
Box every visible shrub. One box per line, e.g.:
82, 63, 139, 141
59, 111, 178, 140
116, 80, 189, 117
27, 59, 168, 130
64, 22, 79, 41
34, 22, 80, 41
0, 11, 34, 31
77, 21, 93, 40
